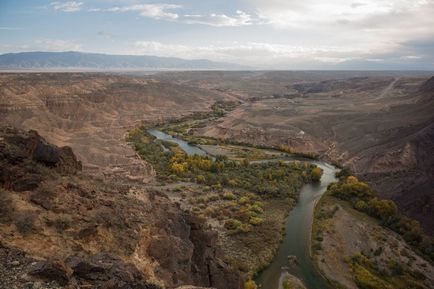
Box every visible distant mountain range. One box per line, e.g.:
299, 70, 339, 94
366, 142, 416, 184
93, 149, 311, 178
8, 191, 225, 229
0, 51, 248, 70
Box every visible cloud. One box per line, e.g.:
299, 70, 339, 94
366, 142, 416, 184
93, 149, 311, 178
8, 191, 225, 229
249, 0, 432, 28
132, 40, 361, 65
0, 39, 83, 54
180, 10, 253, 27
89, 4, 254, 27
245, 0, 434, 64
51, 1, 83, 12
104, 4, 180, 20
0, 27, 21, 30
33, 39, 82, 51
130, 40, 434, 69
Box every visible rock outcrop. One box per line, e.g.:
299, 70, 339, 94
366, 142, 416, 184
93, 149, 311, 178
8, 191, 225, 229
0, 127, 242, 289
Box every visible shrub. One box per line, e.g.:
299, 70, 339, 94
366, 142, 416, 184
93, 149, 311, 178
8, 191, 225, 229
249, 216, 264, 226
367, 198, 398, 221
239, 196, 250, 205
223, 191, 236, 200
224, 219, 242, 230
196, 175, 206, 183
15, 210, 37, 235
53, 215, 73, 232
352, 264, 392, 289
388, 260, 404, 276
249, 203, 264, 214
354, 200, 368, 211
311, 167, 323, 182
244, 280, 257, 289
239, 223, 253, 233
282, 277, 294, 289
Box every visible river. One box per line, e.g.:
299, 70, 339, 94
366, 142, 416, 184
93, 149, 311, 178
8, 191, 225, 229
148, 129, 338, 289
255, 161, 337, 289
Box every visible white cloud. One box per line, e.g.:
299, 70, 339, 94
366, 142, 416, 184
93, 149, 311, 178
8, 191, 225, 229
131, 40, 370, 66
89, 4, 254, 27
181, 10, 253, 27
246, 0, 434, 62
51, 1, 83, 12
129, 39, 434, 69
33, 39, 82, 51
249, 0, 431, 28
0, 39, 82, 54
105, 4, 180, 20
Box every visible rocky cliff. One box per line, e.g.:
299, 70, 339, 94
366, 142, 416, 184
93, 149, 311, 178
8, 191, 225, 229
0, 127, 242, 289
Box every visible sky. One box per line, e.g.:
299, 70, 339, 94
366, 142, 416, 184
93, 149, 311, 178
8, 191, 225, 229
1, 0, 434, 69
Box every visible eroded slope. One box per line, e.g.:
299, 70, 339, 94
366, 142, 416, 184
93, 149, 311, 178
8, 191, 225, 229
0, 127, 242, 289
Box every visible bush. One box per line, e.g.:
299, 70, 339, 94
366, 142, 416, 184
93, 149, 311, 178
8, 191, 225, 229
367, 198, 398, 221
311, 167, 323, 182
15, 210, 37, 235
354, 200, 368, 211
352, 264, 392, 289
249, 216, 264, 226
239, 196, 250, 205
223, 191, 236, 200
388, 260, 404, 276
53, 215, 72, 232
224, 218, 242, 230
239, 223, 253, 233
244, 280, 257, 289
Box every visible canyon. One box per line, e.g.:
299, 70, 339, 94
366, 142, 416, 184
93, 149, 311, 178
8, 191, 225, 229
1, 71, 433, 289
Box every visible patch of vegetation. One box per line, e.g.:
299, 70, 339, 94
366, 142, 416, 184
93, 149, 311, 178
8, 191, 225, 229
244, 280, 257, 289
128, 128, 320, 199
347, 253, 426, 289
282, 277, 295, 289
278, 145, 319, 160
15, 210, 38, 235
52, 215, 73, 232
328, 176, 434, 262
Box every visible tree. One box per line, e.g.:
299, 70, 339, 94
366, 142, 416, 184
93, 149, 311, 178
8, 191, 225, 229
311, 167, 323, 182
367, 198, 398, 221
170, 162, 187, 174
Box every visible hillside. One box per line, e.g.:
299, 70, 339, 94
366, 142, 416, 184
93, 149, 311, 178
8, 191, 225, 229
0, 126, 242, 289
174, 71, 434, 234
0, 73, 238, 181
0, 51, 247, 70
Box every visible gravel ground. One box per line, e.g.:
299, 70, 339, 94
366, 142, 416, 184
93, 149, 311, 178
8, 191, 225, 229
0, 244, 62, 289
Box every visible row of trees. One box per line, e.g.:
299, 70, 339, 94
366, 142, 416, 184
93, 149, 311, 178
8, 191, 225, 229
170, 152, 321, 198
328, 175, 434, 262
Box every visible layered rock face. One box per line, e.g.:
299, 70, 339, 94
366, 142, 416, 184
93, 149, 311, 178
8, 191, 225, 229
0, 127, 242, 289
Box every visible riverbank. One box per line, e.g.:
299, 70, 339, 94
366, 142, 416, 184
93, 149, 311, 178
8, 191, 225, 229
255, 163, 337, 289
311, 190, 434, 289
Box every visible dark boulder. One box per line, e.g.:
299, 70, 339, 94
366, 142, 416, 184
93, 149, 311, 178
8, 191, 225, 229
0, 127, 82, 191
28, 260, 70, 285
66, 253, 162, 289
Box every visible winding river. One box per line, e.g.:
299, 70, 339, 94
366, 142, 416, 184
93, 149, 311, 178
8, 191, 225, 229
148, 129, 338, 289
255, 161, 337, 289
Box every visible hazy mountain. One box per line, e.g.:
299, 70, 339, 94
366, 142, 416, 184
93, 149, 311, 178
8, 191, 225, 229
0, 51, 248, 70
